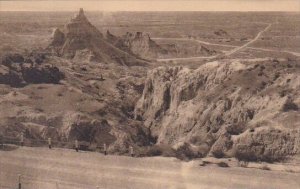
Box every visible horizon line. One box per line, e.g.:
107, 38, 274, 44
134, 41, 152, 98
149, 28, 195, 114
1, 10, 299, 13
1, 0, 299, 12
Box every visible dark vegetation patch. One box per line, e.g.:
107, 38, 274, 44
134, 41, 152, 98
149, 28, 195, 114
217, 161, 229, 168
282, 99, 298, 112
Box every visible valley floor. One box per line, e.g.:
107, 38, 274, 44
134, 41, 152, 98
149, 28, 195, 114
0, 146, 299, 189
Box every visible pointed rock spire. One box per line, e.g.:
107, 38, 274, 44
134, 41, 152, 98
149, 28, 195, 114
72, 8, 88, 22
79, 8, 84, 15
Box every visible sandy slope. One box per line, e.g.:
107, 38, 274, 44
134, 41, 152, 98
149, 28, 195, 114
0, 147, 299, 189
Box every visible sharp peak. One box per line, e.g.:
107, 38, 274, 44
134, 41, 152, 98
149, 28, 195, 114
71, 8, 88, 22
79, 8, 84, 16
77, 8, 86, 17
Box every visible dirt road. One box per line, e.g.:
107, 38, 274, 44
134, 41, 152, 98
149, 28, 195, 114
154, 37, 300, 57
0, 147, 299, 189
154, 23, 300, 62
224, 23, 272, 56
156, 55, 218, 62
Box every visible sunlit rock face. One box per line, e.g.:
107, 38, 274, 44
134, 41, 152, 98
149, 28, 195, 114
135, 59, 300, 161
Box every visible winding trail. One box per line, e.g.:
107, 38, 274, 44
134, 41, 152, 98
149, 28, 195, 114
153, 37, 237, 48
1, 147, 299, 189
154, 23, 300, 62
224, 23, 272, 56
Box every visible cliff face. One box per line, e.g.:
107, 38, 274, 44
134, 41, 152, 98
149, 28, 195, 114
135, 59, 300, 161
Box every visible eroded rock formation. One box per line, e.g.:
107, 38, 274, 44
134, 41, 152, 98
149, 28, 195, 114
49, 9, 146, 66
0, 53, 64, 87
106, 31, 168, 59
135, 59, 300, 161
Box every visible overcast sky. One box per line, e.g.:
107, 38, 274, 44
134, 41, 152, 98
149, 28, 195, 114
0, 0, 299, 12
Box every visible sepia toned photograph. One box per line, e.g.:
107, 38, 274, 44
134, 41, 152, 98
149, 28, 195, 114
0, 0, 299, 188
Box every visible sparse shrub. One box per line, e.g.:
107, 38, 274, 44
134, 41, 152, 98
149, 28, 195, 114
226, 124, 245, 135
273, 72, 280, 81
212, 150, 225, 158
35, 108, 44, 112
279, 90, 287, 97
272, 59, 280, 64
175, 143, 202, 160
282, 100, 298, 112
260, 65, 265, 70
217, 161, 229, 168
37, 86, 46, 89
286, 169, 296, 173
143, 145, 175, 157
238, 160, 249, 168
146, 145, 163, 156
260, 81, 267, 90
249, 128, 255, 132
202, 160, 212, 165
260, 165, 271, 171
80, 67, 87, 71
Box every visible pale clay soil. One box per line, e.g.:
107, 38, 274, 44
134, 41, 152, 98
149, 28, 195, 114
0, 146, 299, 189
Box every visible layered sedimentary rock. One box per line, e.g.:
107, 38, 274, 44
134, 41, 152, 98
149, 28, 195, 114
49, 8, 146, 66
106, 31, 168, 59
135, 59, 300, 161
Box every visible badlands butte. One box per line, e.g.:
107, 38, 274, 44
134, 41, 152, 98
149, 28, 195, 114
0, 9, 299, 162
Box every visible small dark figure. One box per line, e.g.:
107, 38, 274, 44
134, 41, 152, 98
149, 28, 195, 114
100, 74, 104, 81
0, 136, 3, 149
18, 174, 22, 189
75, 139, 79, 152
20, 133, 24, 147
130, 146, 134, 157
104, 143, 107, 155
48, 138, 52, 149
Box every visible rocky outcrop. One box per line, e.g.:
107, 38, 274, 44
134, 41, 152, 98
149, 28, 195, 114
49, 9, 146, 66
106, 31, 168, 59
233, 128, 300, 162
51, 28, 65, 46
135, 59, 300, 161
0, 53, 64, 87
122, 32, 168, 59
214, 29, 229, 36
